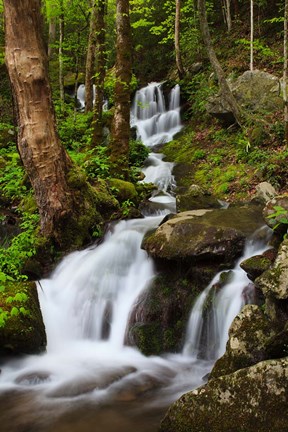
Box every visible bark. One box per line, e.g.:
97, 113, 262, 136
110, 0, 132, 179
59, 0, 65, 109
3, 0, 98, 247
197, 0, 242, 126
48, 17, 56, 60
93, 0, 107, 143
284, 0, 288, 145
250, 0, 254, 71
85, 1, 98, 112
225, 0, 232, 32
175, 0, 184, 79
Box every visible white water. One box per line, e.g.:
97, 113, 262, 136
0, 83, 271, 431
183, 226, 272, 360
77, 84, 108, 111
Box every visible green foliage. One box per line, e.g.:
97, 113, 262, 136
0, 146, 28, 200
267, 205, 288, 237
121, 199, 134, 216
129, 139, 149, 167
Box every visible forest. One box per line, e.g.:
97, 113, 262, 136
0, 0, 288, 431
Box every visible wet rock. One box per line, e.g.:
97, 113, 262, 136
240, 254, 272, 281
15, 372, 51, 386
142, 205, 264, 265
210, 305, 276, 379
160, 358, 288, 432
47, 366, 136, 398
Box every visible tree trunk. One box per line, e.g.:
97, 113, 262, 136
59, 0, 65, 109
48, 17, 56, 60
85, 1, 98, 113
197, 0, 242, 125
110, 0, 132, 179
250, 0, 254, 71
284, 0, 288, 145
175, 0, 184, 79
93, 0, 107, 144
3, 0, 100, 248
225, 0, 232, 32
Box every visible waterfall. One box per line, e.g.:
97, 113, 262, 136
131, 82, 182, 148
183, 227, 272, 360
0, 82, 271, 431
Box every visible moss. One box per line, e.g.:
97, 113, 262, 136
0, 281, 46, 355
109, 178, 138, 203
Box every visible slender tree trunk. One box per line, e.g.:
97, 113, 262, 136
110, 0, 132, 179
48, 17, 56, 60
250, 0, 254, 71
59, 0, 65, 109
3, 0, 99, 248
93, 0, 107, 145
175, 0, 184, 79
85, 1, 98, 112
284, 0, 288, 144
197, 0, 241, 125
225, 0, 232, 32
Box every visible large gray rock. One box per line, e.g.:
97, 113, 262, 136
143, 205, 264, 265
160, 358, 288, 432
254, 181, 277, 203
210, 305, 276, 379
207, 70, 283, 122
256, 239, 288, 300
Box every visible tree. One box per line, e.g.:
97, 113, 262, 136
197, 0, 242, 125
110, 0, 132, 178
175, 0, 184, 78
250, 0, 254, 71
93, 0, 107, 144
284, 0, 288, 143
85, 0, 98, 112
3, 0, 100, 248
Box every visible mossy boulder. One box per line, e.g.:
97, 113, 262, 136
92, 179, 120, 219
0, 281, 46, 355
160, 358, 288, 432
176, 184, 221, 212
240, 254, 272, 281
108, 178, 138, 203
143, 205, 264, 265
256, 239, 288, 300
210, 305, 276, 379
126, 265, 217, 355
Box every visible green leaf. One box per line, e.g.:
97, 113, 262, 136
10, 307, 19, 317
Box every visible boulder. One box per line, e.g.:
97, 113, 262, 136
254, 181, 277, 203
160, 358, 288, 432
207, 70, 283, 123
176, 184, 221, 212
240, 254, 272, 281
256, 239, 288, 300
210, 305, 276, 379
142, 205, 264, 265
0, 281, 46, 355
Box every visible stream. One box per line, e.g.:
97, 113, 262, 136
0, 83, 271, 432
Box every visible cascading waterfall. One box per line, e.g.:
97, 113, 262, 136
0, 83, 272, 432
183, 226, 272, 360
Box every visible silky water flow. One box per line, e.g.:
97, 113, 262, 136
0, 83, 271, 432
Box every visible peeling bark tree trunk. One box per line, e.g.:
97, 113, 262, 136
59, 0, 65, 110
110, 0, 132, 179
284, 0, 288, 144
3, 0, 99, 248
93, 0, 107, 145
197, 0, 242, 125
175, 0, 184, 79
85, 1, 98, 113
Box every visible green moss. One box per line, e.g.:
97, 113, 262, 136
0, 281, 46, 354
109, 178, 138, 203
